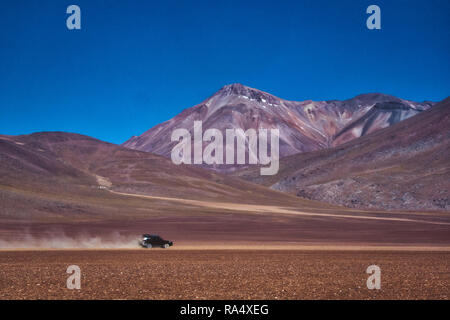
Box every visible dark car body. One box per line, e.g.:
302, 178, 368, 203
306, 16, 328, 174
139, 234, 173, 248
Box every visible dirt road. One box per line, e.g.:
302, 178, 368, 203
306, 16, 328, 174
112, 191, 450, 226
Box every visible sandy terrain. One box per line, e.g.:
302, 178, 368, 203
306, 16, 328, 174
0, 249, 448, 300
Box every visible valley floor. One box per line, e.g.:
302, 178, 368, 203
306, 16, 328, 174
1, 191, 450, 248
1, 191, 449, 300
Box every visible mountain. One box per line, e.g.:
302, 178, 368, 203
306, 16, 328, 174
0, 131, 325, 221
122, 84, 433, 169
233, 97, 450, 211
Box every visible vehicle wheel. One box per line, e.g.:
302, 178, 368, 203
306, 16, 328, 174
163, 244, 169, 249
146, 244, 152, 248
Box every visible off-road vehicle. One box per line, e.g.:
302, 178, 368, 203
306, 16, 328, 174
139, 234, 173, 248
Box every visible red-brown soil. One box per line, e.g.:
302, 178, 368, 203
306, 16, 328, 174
0, 249, 448, 300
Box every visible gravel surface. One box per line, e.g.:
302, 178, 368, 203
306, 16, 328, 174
0, 250, 448, 300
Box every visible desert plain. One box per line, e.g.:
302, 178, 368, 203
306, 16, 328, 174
1, 192, 449, 300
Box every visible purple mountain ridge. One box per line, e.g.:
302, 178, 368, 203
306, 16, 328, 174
122, 84, 434, 169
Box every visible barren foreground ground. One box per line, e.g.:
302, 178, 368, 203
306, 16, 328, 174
0, 249, 448, 299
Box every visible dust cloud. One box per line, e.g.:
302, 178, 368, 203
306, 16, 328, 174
0, 231, 140, 249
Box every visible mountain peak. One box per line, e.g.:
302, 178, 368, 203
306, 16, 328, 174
123, 85, 433, 162
214, 83, 281, 106
348, 93, 401, 103
218, 83, 254, 96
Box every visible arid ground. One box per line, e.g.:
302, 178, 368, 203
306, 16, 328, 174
1, 191, 450, 300
0, 249, 449, 300
1, 131, 449, 300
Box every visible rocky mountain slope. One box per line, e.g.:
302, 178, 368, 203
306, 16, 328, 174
123, 84, 433, 169
233, 97, 450, 211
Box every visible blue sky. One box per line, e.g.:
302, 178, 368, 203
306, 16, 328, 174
0, 0, 449, 144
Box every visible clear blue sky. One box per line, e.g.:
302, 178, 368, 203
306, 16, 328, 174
1, 0, 449, 144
